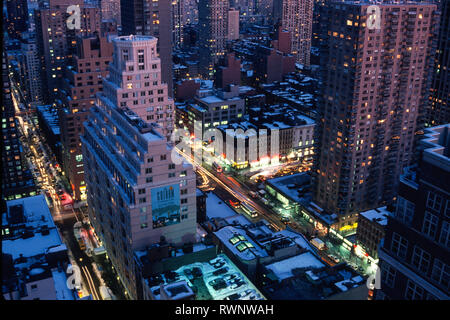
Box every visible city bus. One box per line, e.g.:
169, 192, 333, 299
241, 202, 258, 218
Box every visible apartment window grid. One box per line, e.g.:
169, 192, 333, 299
395, 196, 415, 225
381, 262, 397, 288
390, 232, 408, 259
430, 259, 450, 291
404, 279, 425, 300
426, 191, 443, 212
439, 221, 449, 247
422, 211, 439, 238
411, 246, 431, 274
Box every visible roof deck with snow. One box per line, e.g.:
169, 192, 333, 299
359, 206, 392, 226
147, 253, 264, 300
2, 195, 65, 260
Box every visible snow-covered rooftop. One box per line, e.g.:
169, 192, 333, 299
206, 193, 238, 219
214, 226, 268, 261
265, 252, 325, 281
2, 195, 64, 260
360, 206, 392, 226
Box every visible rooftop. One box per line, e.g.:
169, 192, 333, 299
359, 206, 392, 226
266, 172, 311, 204
265, 252, 325, 281
2, 195, 65, 260
420, 124, 450, 172
148, 253, 265, 300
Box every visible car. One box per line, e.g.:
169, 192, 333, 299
228, 199, 241, 208
229, 281, 245, 290
280, 216, 290, 224
224, 274, 237, 281
328, 255, 340, 264
209, 258, 224, 265
212, 267, 228, 276
229, 277, 242, 284
225, 293, 241, 300
240, 289, 255, 298
213, 261, 225, 269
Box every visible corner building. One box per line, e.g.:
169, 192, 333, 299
81, 36, 196, 299
313, 1, 439, 228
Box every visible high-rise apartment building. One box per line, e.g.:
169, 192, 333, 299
278, 0, 313, 66
228, 8, 240, 41
172, 0, 184, 49
101, 35, 175, 140
376, 124, 449, 300
17, 33, 43, 108
5, 0, 29, 39
100, 0, 121, 27
34, 0, 102, 103
58, 35, 114, 201
198, 0, 230, 78
120, 0, 173, 96
183, 0, 199, 25
313, 1, 439, 229
1, 50, 37, 204
81, 36, 196, 299
425, 0, 449, 127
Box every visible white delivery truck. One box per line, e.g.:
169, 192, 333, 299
310, 237, 326, 251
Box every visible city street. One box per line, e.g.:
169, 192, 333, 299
9, 81, 116, 300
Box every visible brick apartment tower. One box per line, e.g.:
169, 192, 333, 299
58, 35, 113, 201
198, 0, 230, 78
279, 0, 313, 66
34, 0, 102, 103
100, 0, 121, 27
172, 0, 184, 49
120, 0, 173, 96
81, 35, 196, 299
228, 8, 240, 41
313, 1, 439, 229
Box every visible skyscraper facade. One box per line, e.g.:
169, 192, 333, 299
120, 0, 173, 96
228, 8, 240, 41
172, 0, 184, 49
101, 35, 175, 140
81, 35, 197, 299
376, 124, 449, 300
280, 0, 313, 66
58, 35, 114, 201
313, 1, 439, 230
34, 0, 102, 103
198, 0, 230, 78
17, 33, 43, 108
425, 0, 449, 127
5, 0, 29, 39
100, 0, 121, 27
1, 50, 37, 204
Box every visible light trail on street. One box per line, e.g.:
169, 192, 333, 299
175, 147, 284, 231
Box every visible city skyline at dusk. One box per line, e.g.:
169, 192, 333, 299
1, 0, 448, 309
